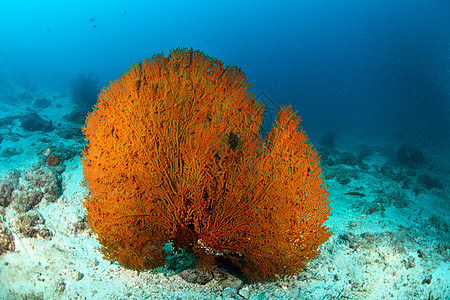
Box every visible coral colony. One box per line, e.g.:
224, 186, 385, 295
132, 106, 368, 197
82, 47, 331, 281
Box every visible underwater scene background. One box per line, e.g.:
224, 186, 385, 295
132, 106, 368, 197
0, 0, 449, 299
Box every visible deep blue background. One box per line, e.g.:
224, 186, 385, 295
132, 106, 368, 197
1, 0, 449, 147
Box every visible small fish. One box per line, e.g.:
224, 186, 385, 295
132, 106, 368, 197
89, 17, 96, 22
124, 10, 127, 15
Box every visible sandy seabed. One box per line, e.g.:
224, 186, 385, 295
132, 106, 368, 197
0, 89, 448, 300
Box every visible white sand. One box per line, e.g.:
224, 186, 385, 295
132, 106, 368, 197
0, 90, 448, 299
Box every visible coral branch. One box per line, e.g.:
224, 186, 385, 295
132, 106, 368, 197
82, 47, 330, 281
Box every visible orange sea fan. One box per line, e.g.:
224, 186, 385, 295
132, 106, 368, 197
81, 47, 331, 281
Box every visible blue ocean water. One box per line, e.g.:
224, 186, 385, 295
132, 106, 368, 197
0, 1, 449, 299
1, 0, 449, 146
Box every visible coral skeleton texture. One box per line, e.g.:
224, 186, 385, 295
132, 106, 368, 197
82, 47, 331, 281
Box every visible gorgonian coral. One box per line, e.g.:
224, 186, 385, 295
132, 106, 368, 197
82, 47, 331, 281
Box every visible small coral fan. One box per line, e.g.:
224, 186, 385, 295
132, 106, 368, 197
46, 155, 60, 166
82, 47, 331, 281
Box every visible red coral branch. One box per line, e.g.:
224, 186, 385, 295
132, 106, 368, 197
82, 47, 331, 281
